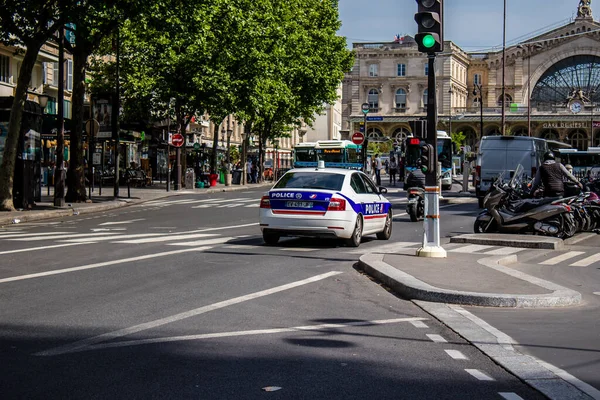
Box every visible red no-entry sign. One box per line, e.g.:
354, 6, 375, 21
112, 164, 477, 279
352, 132, 365, 145
171, 133, 184, 148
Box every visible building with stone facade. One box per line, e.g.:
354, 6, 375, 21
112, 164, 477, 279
342, 0, 600, 152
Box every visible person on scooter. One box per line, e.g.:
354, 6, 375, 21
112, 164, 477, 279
405, 160, 426, 189
530, 152, 582, 198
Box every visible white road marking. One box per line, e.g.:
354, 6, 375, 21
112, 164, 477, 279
0, 242, 91, 255
244, 204, 258, 208
279, 248, 319, 252
426, 334, 447, 343
465, 369, 494, 381
594, 292, 600, 296
392, 212, 407, 218
0, 246, 213, 285
114, 233, 216, 244
535, 359, 600, 399
348, 241, 420, 254
90, 228, 127, 232
35, 271, 346, 356
499, 393, 524, 400
59, 317, 429, 354
570, 252, 600, 267
0, 232, 72, 239
222, 245, 256, 250
540, 251, 585, 265
483, 247, 524, 255
9, 232, 116, 241
445, 349, 468, 360
216, 204, 241, 208
449, 244, 494, 254
99, 219, 145, 226
410, 320, 428, 328
61, 233, 163, 243
168, 237, 234, 247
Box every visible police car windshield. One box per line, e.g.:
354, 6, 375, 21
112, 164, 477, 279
274, 172, 345, 191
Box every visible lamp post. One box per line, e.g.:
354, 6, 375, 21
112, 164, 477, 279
241, 126, 247, 185
591, 90, 597, 146
273, 139, 279, 180
517, 43, 542, 136
473, 83, 484, 139
361, 102, 370, 172
448, 88, 454, 135
226, 116, 232, 170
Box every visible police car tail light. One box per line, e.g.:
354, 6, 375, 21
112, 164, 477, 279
327, 198, 346, 211
409, 189, 421, 195
260, 196, 271, 209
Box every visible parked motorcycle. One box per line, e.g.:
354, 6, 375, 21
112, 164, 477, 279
474, 165, 577, 239
406, 187, 425, 222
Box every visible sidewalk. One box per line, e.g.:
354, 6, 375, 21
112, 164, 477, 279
357, 234, 591, 400
0, 181, 272, 226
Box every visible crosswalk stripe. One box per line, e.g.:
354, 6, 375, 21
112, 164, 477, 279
168, 237, 234, 247
0, 232, 72, 239
570, 252, 600, 267
449, 244, 494, 254
244, 204, 258, 208
61, 233, 163, 243
483, 247, 524, 255
0, 242, 91, 255
348, 241, 420, 254
114, 233, 217, 244
279, 248, 319, 252
540, 251, 585, 265
9, 232, 116, 241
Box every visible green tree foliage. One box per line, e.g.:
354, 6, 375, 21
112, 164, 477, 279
451, 131, 465, 150
0, 0, 67, 210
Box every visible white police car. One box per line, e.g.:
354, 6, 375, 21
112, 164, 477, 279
259, 166, 392, 247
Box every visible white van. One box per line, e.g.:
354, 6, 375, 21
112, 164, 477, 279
475, 136, 548, 207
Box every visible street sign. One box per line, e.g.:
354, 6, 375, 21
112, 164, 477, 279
361, 102, 370, 114
351, 132, 365, 145
85, 119, 99, 137
367, 116, 383, 122
193, 142, 201, 150
171, 133, 184, 148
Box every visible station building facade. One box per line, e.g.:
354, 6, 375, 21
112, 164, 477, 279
342, 1, 600, 151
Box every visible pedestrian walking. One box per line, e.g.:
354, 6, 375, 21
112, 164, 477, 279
389, 156, 398, 185
373, 154, 382, 186
530, 151, 582, 197
246, 159, 253, 184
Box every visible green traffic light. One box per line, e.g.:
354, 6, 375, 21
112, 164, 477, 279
422, 34, 436, 48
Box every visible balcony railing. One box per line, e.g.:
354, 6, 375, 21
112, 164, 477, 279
394, 107, 407, 113
451, 105, 582, 115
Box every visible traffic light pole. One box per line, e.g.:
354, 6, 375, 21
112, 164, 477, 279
417, 54, 446, 258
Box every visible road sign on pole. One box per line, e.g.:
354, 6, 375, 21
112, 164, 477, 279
171, 133, 184, 148
85, 119, 99, 137
352, 132, 365, 145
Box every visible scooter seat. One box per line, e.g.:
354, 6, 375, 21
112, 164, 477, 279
507, 197, 559, 213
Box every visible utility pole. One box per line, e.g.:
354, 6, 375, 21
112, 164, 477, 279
54, 25, 65, 207
112, 29, 120, 198
414, 0, 446, 258
501, 0, 507, 135
361, 103, 369, 172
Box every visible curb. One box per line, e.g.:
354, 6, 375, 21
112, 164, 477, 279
0, 183, 272, 227
358, 253, 581, 308
450, 233, 564, 250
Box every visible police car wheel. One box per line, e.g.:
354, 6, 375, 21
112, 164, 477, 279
263, 231, 280, 245
345, 216, 363, 247
376, 211, 392, 240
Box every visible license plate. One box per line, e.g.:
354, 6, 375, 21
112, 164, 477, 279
286, 201, 313, 209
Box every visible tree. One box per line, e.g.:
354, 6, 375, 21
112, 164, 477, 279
0, 0, 66, 211
451, 131, 465, 150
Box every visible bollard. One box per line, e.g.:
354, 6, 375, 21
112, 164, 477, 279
167, 168, 171, 192
127, 177, 131, 198
462, 161, 470, 192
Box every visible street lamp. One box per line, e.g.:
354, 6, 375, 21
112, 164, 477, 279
473, 84, 484, 139
448, 88, 454, 135
361, 102, 370, 172
517, 43, 543, 136
37, 93, 50, 110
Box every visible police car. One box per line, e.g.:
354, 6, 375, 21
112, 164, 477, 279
259, 165, 392, 247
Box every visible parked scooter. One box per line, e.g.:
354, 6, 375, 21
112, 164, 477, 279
406, 187, 425, 222
474, 165, 577, 239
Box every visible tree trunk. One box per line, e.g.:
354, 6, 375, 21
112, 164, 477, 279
66, 46, 88, 202
210, 122, 218, 174
0, 45, 42, 211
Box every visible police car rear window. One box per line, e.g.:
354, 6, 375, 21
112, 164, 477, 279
274, 172, 345, 191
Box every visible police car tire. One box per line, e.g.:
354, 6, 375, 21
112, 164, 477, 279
345, 216, 363, 247
376, 211, 393, 240
263, 231, 280, 245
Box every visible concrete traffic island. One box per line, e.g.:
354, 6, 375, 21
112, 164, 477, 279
450, 233, 564, 250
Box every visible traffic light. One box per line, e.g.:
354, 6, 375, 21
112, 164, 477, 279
420, 144, 436, 174
409, 120, 427, 139
415, 0, 443, 53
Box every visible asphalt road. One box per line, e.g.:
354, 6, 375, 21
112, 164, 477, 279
0, 186, 545, 399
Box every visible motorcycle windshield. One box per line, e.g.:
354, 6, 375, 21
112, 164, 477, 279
509, 164, 524, 189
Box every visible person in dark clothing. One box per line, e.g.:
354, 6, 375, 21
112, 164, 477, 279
405, 167, 426, 189
530, 151, 582, 197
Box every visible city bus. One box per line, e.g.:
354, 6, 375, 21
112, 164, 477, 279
404, 131, 453, 190
556, 147, 600, 178
293, 140, 362, 169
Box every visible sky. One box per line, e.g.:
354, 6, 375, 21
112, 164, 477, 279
338, 0, 592, 51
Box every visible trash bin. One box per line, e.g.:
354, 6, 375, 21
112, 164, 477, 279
209, 173, 218, 187
232, 169, 242, 185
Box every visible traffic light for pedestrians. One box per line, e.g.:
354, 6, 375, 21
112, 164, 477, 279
420, 144, 435, 174
415, 0, 443, 53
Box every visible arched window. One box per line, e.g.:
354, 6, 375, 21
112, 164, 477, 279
395, 89, 407, 109
497, 94, 512, 107
423, 89, 428, 106
512, 127, 528, 136
540, 129, 559, 140
462, 127, 478, 150
368, 89, 379, 110
486, 126, 501, 136
569, 130, 588, 150
367, 128, 383, 140
392, 127, 410, 142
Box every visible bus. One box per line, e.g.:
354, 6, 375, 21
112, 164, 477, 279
556, 147, 600, 179
293, 140, 362, 169
404, 131, 453, 190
